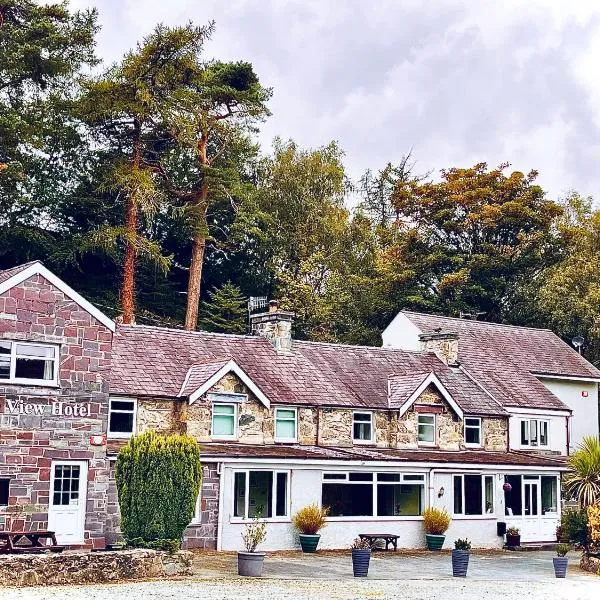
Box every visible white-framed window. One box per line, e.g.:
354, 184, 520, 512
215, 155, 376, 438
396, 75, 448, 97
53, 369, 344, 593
520, 419, 549, 447
275, 407, 297, 442
417, 413, 436, 445
453, 474, 495, 516
108, 397, 137, 438
353, 411, 373, 443
322, 472, 425, 517
0, 340, 59, 386
211, 403, 237, 439
464, 417, 482, 446
232, 470, 290, 520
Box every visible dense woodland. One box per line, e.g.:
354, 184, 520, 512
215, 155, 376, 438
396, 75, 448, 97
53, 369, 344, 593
2, 1, 600, 363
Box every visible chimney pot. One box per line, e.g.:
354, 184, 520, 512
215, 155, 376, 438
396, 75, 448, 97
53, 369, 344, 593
269, 300, 279, 313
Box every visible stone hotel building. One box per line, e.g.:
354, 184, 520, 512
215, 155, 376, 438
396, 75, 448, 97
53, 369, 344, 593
0, 261, 599, 550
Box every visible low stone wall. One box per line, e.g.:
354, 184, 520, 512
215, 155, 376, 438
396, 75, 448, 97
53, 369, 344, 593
0, 549, 193, 587
580, 553, 600, 575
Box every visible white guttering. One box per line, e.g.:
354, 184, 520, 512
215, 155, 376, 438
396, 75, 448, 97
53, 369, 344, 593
216, 462, 225, 551
532, 373, 600, 383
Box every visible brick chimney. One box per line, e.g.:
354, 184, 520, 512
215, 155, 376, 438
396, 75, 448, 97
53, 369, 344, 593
419, 330, 459, 366
250, 300, 294, 351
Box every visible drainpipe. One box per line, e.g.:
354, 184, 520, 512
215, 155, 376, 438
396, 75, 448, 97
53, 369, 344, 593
566, 415, 571, 456
216, 462, 224, 551
316, 406, 320, 446
506, 416, 510, 451
429, 468, 436, 508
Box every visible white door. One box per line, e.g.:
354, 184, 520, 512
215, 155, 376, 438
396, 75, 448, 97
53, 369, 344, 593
521, 478, 541, 542
47, 461, 88, 544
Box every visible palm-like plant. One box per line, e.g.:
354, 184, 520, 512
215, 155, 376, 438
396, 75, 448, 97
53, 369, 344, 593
564, 436, 600, 507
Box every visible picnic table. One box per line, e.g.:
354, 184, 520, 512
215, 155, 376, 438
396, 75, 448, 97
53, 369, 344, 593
0, 530, 64, 554
358, 533, 399, 551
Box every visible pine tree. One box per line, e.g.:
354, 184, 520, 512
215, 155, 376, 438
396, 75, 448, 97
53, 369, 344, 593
199, 282, 247, 334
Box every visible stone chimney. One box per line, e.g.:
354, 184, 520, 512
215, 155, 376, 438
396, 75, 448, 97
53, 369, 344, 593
250, 300, 294, 351
419, 330, 459, 366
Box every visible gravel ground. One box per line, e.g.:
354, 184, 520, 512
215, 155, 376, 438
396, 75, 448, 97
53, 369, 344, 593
1, 577, 599, 600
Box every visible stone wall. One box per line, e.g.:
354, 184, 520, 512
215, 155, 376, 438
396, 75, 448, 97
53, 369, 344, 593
136, 398, 184, 435
0, 549, 192, 587
580, 553, 600, 575
183, 462, 220, 549
0, 273, 112, 549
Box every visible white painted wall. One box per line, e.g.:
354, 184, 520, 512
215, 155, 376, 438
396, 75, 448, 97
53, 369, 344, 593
539, 378, 599, 451
381, 312, 422, 350
218, 463, 558, 551
507, 410, 568, 454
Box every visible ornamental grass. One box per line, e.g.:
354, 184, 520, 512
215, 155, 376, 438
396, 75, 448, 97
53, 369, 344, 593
292, 504, 329, 535
422, 507, 451, 535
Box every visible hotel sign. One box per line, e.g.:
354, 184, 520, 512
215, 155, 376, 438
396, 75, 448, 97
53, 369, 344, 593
3, 399, 92, 417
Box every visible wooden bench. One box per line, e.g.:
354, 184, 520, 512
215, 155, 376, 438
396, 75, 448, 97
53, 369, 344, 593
358, 533, 399, 551
0, 531, 65, 554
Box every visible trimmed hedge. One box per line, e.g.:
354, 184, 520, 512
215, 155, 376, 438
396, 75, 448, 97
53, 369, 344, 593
115, 431, 202, 548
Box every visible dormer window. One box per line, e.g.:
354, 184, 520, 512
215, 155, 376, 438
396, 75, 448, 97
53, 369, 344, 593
211, 403, 237, 439
353, 411, 374, 443
520, 419, 549, 448
0, 341, 58, 385
464, 417, 482, 447
417, 414, 436, 445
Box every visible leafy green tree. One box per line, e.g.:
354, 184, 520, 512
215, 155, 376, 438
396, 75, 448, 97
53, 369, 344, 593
538, 193, 600, 362
199, 281, 247, 334
80, 23, 211, 323
155, 48, 271, 330
0, 0, 98, 265
115, 430, 202, 548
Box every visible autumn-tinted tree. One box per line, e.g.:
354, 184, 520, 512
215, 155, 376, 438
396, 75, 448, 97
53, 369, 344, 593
381, 163, 563, 321
80, 24, 211, 323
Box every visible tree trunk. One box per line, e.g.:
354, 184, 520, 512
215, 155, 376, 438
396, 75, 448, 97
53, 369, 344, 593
121, 120, 141, 324
184, 132, 209, 330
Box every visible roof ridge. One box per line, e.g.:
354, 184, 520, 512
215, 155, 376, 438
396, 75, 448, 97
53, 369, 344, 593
0, 260, 42, 275
402, 310, 553, 333
293, 339, 424, 354
118, 323, 258, 340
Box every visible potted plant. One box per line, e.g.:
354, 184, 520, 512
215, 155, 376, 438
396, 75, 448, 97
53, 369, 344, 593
553, 543, 570, 578
351, 537, 372, 577
505, 526, 521, 548
292, 504, 329, 553
452, 538, 471, 577
422, 507, 451, 550
238, 516, 267, 577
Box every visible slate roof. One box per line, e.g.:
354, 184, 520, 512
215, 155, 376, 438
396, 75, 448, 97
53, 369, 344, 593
403, 311, 600, 411
196, 443, 568, 468
110, 325, 507, 416
178, 359, 231, 397
0, 261, 40, 285
388, 373, 431, 408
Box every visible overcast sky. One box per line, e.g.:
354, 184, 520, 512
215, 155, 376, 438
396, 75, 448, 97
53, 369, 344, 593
71, 0, 600, 202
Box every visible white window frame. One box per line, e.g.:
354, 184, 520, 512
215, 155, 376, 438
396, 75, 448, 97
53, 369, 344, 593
417, 413, 436, 446
274, 407, 298, 442
107, 397, 137, 439
231, 469, 291, 522
0, 340, 59, 387
321, 471, 426, 520
352, 411, 374, 444
520, 418, 550, 448
211, 402, 237, 440
452, 473, 495, 518
464, 417, 482, 447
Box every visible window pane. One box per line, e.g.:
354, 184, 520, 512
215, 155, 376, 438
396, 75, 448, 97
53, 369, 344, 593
276, 411, 296, 439
322, 483, 373, 516
403, 474, 425, 481
348, 472, 373, 481
539, 421, 548, 446
214, 404, 235, 415
484, 476, 494, 514
248, 471, 273, 518
464, 475, 483, 515
213, 414, 234, 436
377, 483, 423, 516
276, 473, 288, 516
353, 421, 372, 440
0, 356, 9, 379
234, 472, 246, 517
109, 411, 134, 433
15, 355, 54, 380
0, 341, 10, 354
453, 475, 463, 514
418, 415, 435, 443
465, 419, 481, 444
354, 413, 371, 422
520, 421, 529, 445
323, 473, 346, 480
0, 479, 9, 505
377, 473, 400, 482
530, 420, 538, 446
111, 400, 135, 412
541, 476, 557, 514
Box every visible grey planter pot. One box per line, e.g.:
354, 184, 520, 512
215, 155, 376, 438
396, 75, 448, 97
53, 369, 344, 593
237, 552, 265, 577
553, 556, 568, 578
352, 549, 371, 577
452, 549, 470, 577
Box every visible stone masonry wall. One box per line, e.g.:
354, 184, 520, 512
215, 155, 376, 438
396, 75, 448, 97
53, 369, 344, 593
0, 273, 112, 549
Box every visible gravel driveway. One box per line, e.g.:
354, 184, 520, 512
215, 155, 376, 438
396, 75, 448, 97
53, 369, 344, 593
1, 577, 599, 600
